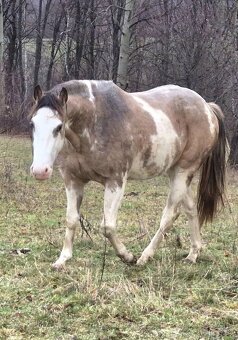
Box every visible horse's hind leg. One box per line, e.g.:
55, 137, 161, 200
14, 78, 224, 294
52, 181, 84, 269
102, 177, 135, 264
182, 187, 202, 263
137, 169, 189, 266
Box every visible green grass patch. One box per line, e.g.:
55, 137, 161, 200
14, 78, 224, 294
0, 135, 238, 339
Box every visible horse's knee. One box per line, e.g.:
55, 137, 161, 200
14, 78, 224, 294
185, 206, 197, 219
66, 215, 79, 229
101, 224, 115, 238
183, 194, 198, 219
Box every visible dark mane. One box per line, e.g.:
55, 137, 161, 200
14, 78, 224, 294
36, 93, 64, 116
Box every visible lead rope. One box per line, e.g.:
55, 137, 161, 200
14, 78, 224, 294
78, 213, 107, 287
99, 214, 107, 288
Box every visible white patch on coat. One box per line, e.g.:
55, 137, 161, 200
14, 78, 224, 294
81, 128, 91, 141
129, 96, 179, 179
102, 172, 127, 227
65, 121, 71, 129
204, 104, 216, 136
82, 80, 94, 102
31, 108, 64, 177
90, 139, 98, 151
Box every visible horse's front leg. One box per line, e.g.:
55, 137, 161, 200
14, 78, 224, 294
52, 181, 85, 269
102, 177, 135, 264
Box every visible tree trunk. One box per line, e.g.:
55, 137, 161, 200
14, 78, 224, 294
34, 0, 52, 88
18, 0, 26, 102
116, 0, 135, 89
88, 0, 95, 79
111, 0, 124, 82
74, 0, 81, 79
63, 7, 71, 80
74, 0, 90, 79
229, 122, 238, 168
5, 0, 17, 107
0, 0, 4, 115
160, 0, 171, 85
33, 0, 43, 88
46, 10, 64, 90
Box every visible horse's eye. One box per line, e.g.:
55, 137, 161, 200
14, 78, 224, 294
55, 124, 63, 134
29, 121, 34, 130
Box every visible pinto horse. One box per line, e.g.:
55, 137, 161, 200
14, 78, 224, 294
30, 80, 226, 269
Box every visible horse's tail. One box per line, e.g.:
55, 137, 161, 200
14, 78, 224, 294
197, 102, 227, 226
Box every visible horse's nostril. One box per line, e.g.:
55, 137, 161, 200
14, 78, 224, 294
31, 166, 52, 180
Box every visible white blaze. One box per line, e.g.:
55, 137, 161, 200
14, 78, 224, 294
31, 107, 64, 180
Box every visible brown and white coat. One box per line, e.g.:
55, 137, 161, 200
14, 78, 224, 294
30, 80, 226, 269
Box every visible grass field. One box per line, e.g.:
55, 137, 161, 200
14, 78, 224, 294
0, 135, 238, 340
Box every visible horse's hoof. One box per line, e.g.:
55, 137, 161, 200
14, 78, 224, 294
127, 256, 137, 265
118, 252, 136, 265
183, 256, 196, 264
52, 262, 65, 270
136, 256, 149, 266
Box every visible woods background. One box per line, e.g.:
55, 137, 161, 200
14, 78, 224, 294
0, 0, 238, 164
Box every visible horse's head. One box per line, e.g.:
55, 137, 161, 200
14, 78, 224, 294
30, 85, 68, 180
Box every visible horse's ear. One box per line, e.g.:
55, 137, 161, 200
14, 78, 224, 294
34, 85, 42, 102
59, 87, 68, 105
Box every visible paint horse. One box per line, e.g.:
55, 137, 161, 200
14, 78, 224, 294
30, 80, 226, 269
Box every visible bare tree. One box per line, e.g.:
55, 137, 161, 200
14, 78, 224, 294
116, 0, 135, 89
5, 0, 17, 107
0, 0, 237, 154
74, 0, 90, 79
109, 0, 124, 82
17, 0, 26, 102
87, 0, 96, 79
0, 0, 4, 115
46, 4, 65, 90
33, 0, 52, 88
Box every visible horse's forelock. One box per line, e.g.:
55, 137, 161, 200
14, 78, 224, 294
35, 94, 64, 116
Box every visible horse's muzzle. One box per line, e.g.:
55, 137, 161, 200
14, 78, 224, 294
30, 165, 53, 180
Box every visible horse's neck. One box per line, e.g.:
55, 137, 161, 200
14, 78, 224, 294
66, 115, 97, 149
64, 122, 81, 152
